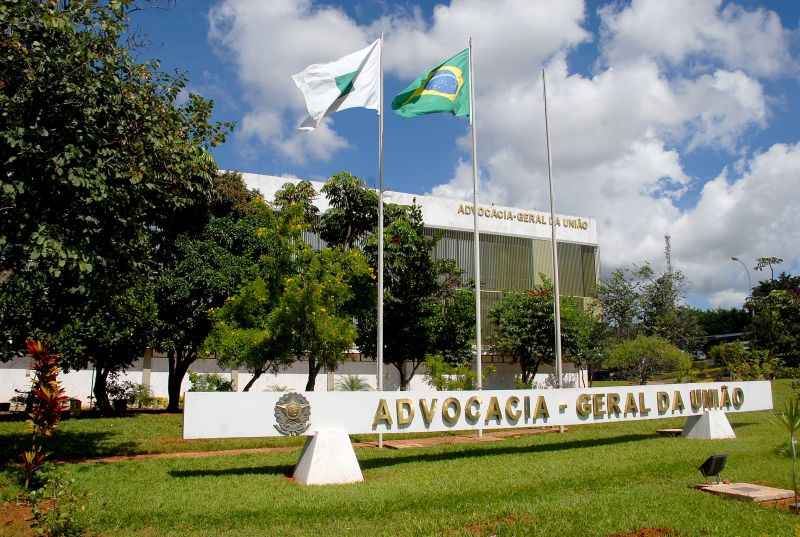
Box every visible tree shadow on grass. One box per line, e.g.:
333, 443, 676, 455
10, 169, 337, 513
167, 433, 652, 480
0, 431, 138, 467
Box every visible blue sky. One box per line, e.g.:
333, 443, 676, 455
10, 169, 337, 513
131, 0, 800, 308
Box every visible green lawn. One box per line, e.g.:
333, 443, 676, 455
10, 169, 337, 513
2, 381, 798, 536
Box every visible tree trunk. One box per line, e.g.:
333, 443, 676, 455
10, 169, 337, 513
167, 350, 192, 412
93, 366, 113, 416
305, 356, 321, 391
396, 362, 411, 391
243, 368, 264, 392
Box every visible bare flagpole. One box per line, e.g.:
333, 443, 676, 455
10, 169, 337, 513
542, 69, 563, 392
468, 37, 483, 438
377, 33, 385, 448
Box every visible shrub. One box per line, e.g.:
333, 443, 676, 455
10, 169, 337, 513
188, 372, 233, 392
424, 355, 494, 391
22, 340, 68, 489
709, 342, 780, 380
335, 375, 371, 391
29, 467, 88, 537
605, 335, 691, 385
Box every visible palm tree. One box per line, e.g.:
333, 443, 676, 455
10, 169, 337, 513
335, 375, 371, 391
777, 398, 800, 508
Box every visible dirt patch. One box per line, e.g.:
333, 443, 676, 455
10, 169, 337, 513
0, 501, 34, 537
447, 513, 536, 537
608, 528, 676, 537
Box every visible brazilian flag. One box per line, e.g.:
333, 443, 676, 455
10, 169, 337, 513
391, 49, 470, 118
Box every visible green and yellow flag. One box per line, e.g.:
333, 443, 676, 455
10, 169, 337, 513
391, 48, 470, 118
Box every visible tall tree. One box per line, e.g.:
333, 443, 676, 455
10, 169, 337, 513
319, 172, 379, 249
490, 282, 578, 386
748, 289, 800, 368
562, 303, 608, 387
356, 204, 473, 390
154, 184, 274, 411
0, 1, 231, 411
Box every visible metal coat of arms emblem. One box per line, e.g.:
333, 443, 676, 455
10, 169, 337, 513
274, 392, 311, 436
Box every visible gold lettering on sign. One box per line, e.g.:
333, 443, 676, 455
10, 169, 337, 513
372, 399, 393, 429
465, 396, 482, 424
736, 387, 745, 406
690, 390, 702, 411
419, 398, 437, 427
505, 396, 522, 423
457, 204, 465, 215
656, 392, 669, 415
533, 396, 550, 420
485, 396, 503, 425
396, 399, 414, 428
442, 398, 460, 426
638, 393, 651, 416
672, 391, 685, 413
720, 386, 731, 408
624, 393, 638, 416
592, 394, 606, 418
608, 393, 621, 417
576, 394, 591, 418
524, 396, 531, 421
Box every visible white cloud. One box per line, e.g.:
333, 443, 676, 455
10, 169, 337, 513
709, 289, 747, 309
382, 0, 590, 85
208, 0, 369, 162
599, 0, 796, 78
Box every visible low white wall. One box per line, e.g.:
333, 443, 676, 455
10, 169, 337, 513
0, 354, 587, 405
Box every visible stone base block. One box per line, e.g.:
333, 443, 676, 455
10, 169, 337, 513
293, 429, 364, 486
682, 409, 736, 439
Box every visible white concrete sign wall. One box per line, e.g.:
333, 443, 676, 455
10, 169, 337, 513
183, 381, 772, 439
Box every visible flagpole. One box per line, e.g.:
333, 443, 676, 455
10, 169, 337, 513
377, 34, 385, 449
542, 69, 563, 392
468, 37, 483, 438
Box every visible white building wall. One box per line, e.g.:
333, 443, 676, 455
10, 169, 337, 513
1, 354, 587, 406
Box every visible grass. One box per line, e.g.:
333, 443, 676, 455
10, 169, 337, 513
1, 381, 798, 536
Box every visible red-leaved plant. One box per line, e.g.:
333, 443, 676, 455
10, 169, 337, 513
21, 340, 68, 488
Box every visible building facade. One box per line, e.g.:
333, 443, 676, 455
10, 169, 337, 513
0, 173, 598, 405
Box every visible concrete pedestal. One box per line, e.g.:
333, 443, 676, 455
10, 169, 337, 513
293, 429, 364, 485
682, 410, 736, 439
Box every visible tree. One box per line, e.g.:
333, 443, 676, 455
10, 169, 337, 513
490, 282, 578, 386
206, 277, 294, 392
597, 267, 646, 339
598, 263, 704, 353
752, 272, 800, 298
690, 307, 750, 335
357, 204, 475, 390
269, 247, 371, 390
154, 192, 274, 411
562, 303, 608, 387
748, 289, 800, 368
0, 1, 230, 410
605, 335, 691, 385
755, 256, 784, 281
53, 278, 158, 414
319, 172, 379, 249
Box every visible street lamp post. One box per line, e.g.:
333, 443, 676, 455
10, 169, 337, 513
731, 257, 752, 291
731, 257, 754, 317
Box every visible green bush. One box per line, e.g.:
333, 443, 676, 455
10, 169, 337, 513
29, 467, 89, 537
335, 375, 371, 391
424, 355, 494, 391
709, 342, 780, 380
605, 335, 691, 385
188, 372, 233, 392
